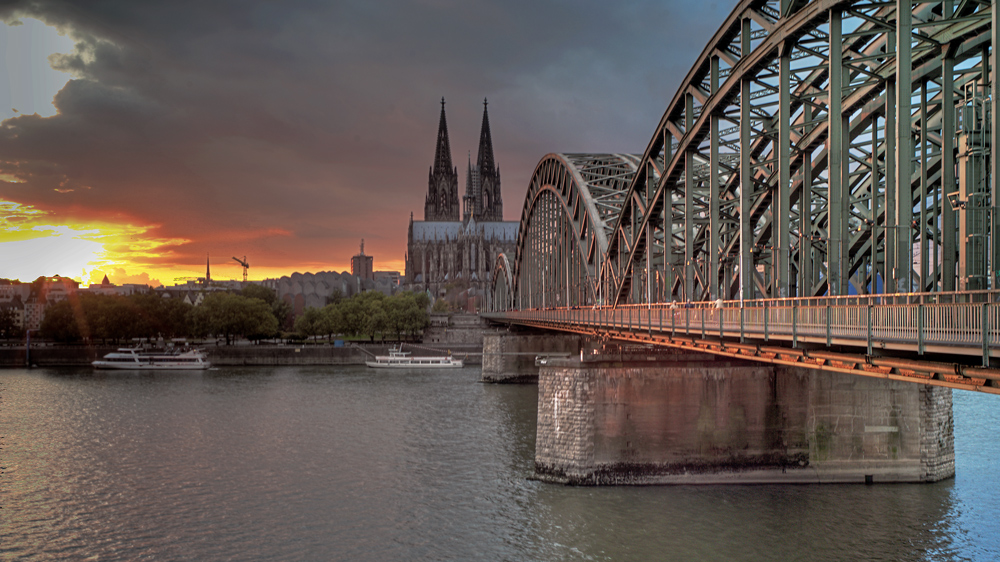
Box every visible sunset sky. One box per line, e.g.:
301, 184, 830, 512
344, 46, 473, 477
1, 0, 730, 287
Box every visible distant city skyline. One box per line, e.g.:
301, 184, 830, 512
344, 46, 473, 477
0, 0, 731, 286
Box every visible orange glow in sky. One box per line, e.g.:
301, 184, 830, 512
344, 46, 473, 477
1, 200, 404, 285
1, 200, 188, 286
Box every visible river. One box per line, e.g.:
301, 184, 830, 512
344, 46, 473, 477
1, 366, 997, 561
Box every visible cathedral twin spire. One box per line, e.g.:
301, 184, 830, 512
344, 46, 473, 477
425, 97, 501, 223
425, 98, 459, 221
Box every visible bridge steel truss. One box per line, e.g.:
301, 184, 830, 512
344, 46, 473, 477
487, 0, 1000, 393
491, 153, 647, 312
596, 0, 999, 306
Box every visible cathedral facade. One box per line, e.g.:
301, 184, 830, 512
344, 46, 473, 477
405, 99, 517, 306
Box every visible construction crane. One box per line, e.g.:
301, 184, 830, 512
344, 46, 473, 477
232, 256, 249, 283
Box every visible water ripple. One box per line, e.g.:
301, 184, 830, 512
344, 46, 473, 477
1, 367, 997, 561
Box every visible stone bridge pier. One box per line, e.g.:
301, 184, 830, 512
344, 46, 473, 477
481, 330, 581, 383
533, 344, 954, 485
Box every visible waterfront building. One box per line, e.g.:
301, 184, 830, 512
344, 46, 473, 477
0, 296, 25, 330
374, 270, 400, 286
35, 276, 79, 304
262, 270, 396, 317
24, 297, 44, 331
81, 275, 150, 297
351, 240, 374, 281
0, 281, 31, 304
404, 98, 517, 307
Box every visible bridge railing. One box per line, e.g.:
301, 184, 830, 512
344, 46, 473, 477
488, 290, 1000, 365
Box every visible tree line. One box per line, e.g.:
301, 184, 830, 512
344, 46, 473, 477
294, 291, 431, 342
36, 286, 431, 344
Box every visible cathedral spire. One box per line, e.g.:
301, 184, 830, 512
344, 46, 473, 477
474, 98, 501, 221
476, 98, 495, 174
425, 97, 460, 221
463, 151, 475, 221
433, 97, 454, 176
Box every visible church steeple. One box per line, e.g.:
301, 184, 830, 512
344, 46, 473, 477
463, 151, 476, 222
475, 98, 502, 221
476, 98, 495, 174
425, 97, 460, 221
433, 97, 454, 176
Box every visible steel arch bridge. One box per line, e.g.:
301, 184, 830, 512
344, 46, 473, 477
491, 153, 646, 312
487, 0, 1000, 394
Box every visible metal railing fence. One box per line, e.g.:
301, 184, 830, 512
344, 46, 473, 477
487, 290, 1000, 365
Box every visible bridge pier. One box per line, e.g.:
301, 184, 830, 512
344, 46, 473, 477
481, 331, 581, 383
535, 347, 953, 485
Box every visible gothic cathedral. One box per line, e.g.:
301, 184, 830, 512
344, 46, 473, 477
405, 98, 518, 309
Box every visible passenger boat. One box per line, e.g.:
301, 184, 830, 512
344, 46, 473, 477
92, 348, 211, 370
366, 346, 463, 369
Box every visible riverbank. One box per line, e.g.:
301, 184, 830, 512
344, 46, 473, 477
0, 342, 484, 368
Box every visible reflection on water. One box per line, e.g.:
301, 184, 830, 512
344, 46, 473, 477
0, 367, 996, 561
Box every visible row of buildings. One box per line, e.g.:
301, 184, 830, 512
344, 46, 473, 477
1, 260, 401, 333
0, 275, 150, 332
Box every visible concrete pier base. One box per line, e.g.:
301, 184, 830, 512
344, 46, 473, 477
481, 331, 581, 383
535, 351, 954, 485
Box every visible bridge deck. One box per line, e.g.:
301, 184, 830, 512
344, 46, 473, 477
485, 293, 1000, 395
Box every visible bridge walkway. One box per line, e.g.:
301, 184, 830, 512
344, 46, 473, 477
485, 291, 1000, 395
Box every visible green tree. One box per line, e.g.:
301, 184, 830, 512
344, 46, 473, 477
160, 297, 193, 338
403, 295, 430, 339
186, 298, 215, 340
243, 285, 292, 330
325, 289, 344, 306
294, 306, 324, 339
0, 306, 24, 339
357, 292, 388, 342
413, 291, 431, 311
384, 292, 429, 341
432, 298, 450, 313
40, 300, 82, 342
190, 293, 279, 344
131, 293, 169, 340
318, 303, 343, 341
333, 291, 389, 341
243, 297, 280, 343
241, 284, 275, 303
338, 295, 365, 338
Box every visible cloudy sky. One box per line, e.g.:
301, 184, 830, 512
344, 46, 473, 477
0, 0, 730, 286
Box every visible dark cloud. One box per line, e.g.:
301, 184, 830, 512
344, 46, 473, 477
0, 0, 730, 273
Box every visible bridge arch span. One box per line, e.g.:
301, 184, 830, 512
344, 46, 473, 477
598, 0, 996, 306
490, 252, 514, 312
495, 153, 649, 311
485, 0, 1000, 395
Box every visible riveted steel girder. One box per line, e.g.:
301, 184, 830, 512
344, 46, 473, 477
488, 154, 646, 311
493, 0, 997, 314
596, 0, 996, 306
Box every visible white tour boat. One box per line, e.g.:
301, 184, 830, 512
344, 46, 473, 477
92, 348, 211, 370
366, 346, 463, 369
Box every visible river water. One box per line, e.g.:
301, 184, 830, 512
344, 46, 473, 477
1, 366, 997, 561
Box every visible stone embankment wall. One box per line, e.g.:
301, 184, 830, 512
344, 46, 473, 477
0, 345, 118, 367
1, 345, 366, 367
0, 342, 487, 367
535, 354, 954, 485
207, 345, 367, 366
424, 313, 491, 345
